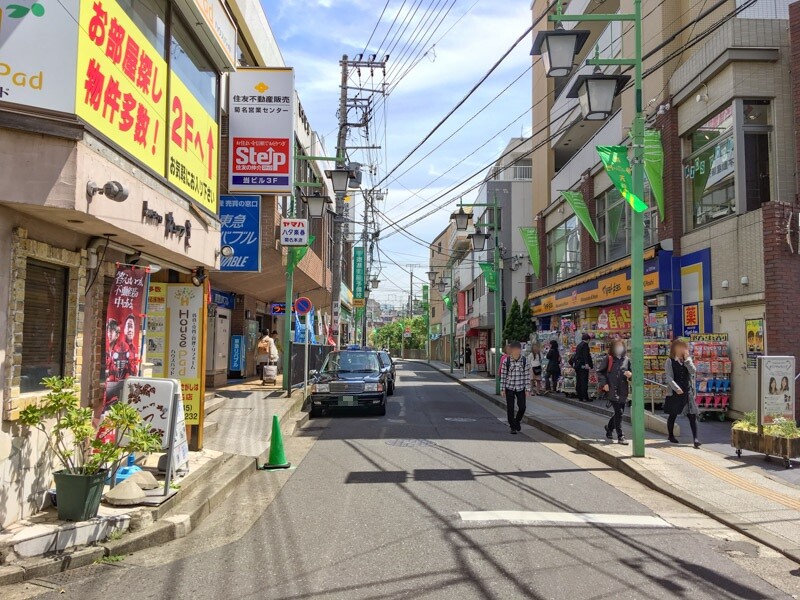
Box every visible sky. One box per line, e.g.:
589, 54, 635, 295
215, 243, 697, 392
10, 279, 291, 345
263, 0, 534, 308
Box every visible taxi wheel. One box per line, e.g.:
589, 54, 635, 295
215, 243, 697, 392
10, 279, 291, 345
377, 396, 387, 416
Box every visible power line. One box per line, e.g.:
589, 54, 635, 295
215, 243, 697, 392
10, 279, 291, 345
362, 0, 393, 54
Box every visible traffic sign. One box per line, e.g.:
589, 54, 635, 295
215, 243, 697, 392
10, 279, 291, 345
294, 296, 312, 316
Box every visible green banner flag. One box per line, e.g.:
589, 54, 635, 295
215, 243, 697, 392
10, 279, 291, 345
479, 262, 497, 292
422, 285, 429, 304
443, 295, 452, 310
560, 191, 599, 243
644, 130, 665, 222
353, 247, 365, 299
518, 227, 540, 277
287, 235, 316, 273
596, 145, 648, 213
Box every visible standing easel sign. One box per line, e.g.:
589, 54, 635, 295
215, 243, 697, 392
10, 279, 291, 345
757, 356, 796, 431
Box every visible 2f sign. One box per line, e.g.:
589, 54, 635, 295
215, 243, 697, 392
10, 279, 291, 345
281, 219, 308, 246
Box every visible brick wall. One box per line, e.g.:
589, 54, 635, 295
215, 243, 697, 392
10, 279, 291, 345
653, 106, 684, 255
579, 170, 596, 272
791, 1, 800, 202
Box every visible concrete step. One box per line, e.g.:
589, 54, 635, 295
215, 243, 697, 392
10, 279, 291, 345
204, 395, 227, 418
203, 419, 219, 435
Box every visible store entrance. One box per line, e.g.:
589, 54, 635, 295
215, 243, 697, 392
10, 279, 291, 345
719, 304, 765, 417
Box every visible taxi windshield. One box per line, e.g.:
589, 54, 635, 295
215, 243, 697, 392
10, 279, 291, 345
321, 351, 381, 373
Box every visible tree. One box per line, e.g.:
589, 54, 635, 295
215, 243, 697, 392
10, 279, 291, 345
371, 316, 427, 350
519, 299, 534, 343
503, 298, 522, 344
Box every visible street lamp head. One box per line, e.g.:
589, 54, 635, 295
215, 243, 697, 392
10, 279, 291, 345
370, 278, 380, 289
531, 28, 590, 78
469, 232, 489, 251
437, 280, 446, 293
324, 167, 354, 194
451, 206, 470, 231
301, 190, 332, 218
567, 71, 631, 121
426, 270, 438, 283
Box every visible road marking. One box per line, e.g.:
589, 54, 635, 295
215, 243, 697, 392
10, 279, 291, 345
459, 511, 672, 528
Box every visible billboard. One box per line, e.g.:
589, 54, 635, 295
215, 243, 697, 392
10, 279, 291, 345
0, 0, 79, 112
219, 195, 261, 271
228, 68, 295, 194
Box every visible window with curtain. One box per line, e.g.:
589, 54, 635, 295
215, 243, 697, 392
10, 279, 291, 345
547, 216, 581, 284
21, 260, 68, 393
596, 183, 658, 265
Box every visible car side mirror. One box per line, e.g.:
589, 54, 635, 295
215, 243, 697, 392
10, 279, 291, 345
308, 370, 318, 378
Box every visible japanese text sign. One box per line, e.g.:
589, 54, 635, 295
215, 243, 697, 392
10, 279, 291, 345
219, 195, 261, 272
759, 356, 796, 426
353, 247, 365, 300
280, 218, 308, 247
76, 0, 168, 175
166, 285, 204, 424
0, 0, 79, 112
228, 68, 295, 193
167, 72, 219, 213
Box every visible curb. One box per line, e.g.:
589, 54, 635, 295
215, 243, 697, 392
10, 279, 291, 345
421, 361, 800, 566
2, 388, 308, 585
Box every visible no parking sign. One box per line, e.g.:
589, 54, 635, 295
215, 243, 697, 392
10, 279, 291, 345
294, 297, 312, 316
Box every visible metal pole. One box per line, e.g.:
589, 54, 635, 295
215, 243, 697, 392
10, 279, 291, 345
449, 264, 454, 374
303, 313, 310, 399
493, 194, 502, 396
330, 54, 349, 350
361, 193, 369, 347
630, 0, 646, 457
282, 198, 294, 394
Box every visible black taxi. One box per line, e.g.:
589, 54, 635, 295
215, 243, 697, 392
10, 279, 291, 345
308, 349, 390, 417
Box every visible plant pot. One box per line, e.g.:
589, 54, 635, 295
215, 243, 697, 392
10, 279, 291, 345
53, 469, 107, 521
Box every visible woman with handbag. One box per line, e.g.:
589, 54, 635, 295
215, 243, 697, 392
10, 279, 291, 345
544, 340, 561, 393
528, 343, 544, 395
664, 339, 701, 448
597, 339, 632, 445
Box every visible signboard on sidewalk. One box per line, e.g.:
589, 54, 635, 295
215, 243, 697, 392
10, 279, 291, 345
166, 284, 204, 424
146, 282, 168, 378
228, 68, 295, 194
758, 356, 795, 425
280, 218, 308, 246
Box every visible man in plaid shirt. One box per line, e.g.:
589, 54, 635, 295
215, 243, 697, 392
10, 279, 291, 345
500, 341, 530, 434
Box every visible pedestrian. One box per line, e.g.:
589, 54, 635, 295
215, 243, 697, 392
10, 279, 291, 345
528, 343, 544, 395
500, 341, 530, 434
664, 339, 701, 448
271, 329, 282, 372
597, 339, 632, 445
572, 332, 594, 402
544, 340, 561, 392
256, 330, 274, 378
464, 344, 473, 374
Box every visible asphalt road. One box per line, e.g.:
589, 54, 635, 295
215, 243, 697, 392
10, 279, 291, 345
7, 362, 800, 599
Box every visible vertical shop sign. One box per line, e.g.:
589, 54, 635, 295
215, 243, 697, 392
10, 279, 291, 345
167, 71, 219, 212
758, 356, 795, 425
166, 284, 204, 424
683, 303, 700, 335
457, 292, 466, 321
746, 318, 765, 369
0, 0, 79, 112
102, 265, 148, 415
146, 282, 168, 378
230, 335, 244, 374
219, 195, 261, 271
280, 218, 308, 246
353, 247, 365, 300
76, 0, 168, 175
228, 68, 295, 193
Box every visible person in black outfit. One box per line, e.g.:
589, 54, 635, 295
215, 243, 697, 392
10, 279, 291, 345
596, 339, 632, 445
500, 341, 530, 434
664, 339, 701, 448
544, 340, 561, 392
464, 344, 472, 373
573, 332, 594, 402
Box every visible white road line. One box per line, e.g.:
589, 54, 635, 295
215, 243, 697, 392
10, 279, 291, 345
459, 511, 672, 528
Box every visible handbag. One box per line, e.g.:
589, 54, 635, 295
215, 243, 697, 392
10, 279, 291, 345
663, 393, 687, 415
532, 366, 542, 376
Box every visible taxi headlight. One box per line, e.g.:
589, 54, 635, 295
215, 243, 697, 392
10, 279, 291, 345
312, 383, 329, 393
364, 383, 383, 392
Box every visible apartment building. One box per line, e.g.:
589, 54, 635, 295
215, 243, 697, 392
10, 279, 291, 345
529, 0, 798, 416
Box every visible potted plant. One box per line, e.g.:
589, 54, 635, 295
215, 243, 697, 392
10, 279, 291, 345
731, 411, 800, 468
19, 376, 162, 521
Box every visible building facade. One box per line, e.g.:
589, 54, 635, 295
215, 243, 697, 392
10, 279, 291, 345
529, 0, 798, 416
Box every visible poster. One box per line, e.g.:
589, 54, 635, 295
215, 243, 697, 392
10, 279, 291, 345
280, 218, 308, 246
683, 303, 699, 335
147, 282, 167, 377
76, 0, 168, 175
228, 68, 295, 193
0, 0, 78, 112
101, 265, 148, 415
746, 318, 764, 369
597, 304, 631, 331
219, 195, 261, 271
759, 356, 795, 425
166, 284, 204, 424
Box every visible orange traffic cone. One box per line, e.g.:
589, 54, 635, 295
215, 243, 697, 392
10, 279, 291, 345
259, 415, 290, 470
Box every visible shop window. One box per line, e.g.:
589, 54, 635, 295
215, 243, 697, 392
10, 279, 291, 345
684, 100, 772, 229
596, 183, 658, 265
170, 13, 218, 117
21, 260, 68, 393
118, 0, 167, 56
547, 216, 581, 284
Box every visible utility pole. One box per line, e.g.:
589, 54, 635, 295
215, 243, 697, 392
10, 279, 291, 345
402, 264, 420, 358
360, 191, 370, 346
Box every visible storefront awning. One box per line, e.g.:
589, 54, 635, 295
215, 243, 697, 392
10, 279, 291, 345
530, 247, 672, 318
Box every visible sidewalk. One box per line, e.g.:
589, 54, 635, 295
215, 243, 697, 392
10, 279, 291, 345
424, 360, 800, 564
0, 380, 306, 585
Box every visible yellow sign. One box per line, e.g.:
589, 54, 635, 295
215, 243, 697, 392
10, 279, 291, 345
167, 72, 219, 212
533, 271, 660, 316
353, 298, 365, 308
75, 0, 168, 175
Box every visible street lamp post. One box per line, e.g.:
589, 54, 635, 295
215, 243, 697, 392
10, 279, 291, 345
426, 270, 437, 364
533, 0, 646, 456
455, 195, 503, 396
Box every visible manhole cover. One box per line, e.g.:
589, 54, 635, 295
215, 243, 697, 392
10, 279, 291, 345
385, 438, 436, 447
444, 417, 476, 422
33, 562, 124, 588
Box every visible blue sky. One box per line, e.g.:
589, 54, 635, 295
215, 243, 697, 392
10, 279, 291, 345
263, 0, 533, 307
